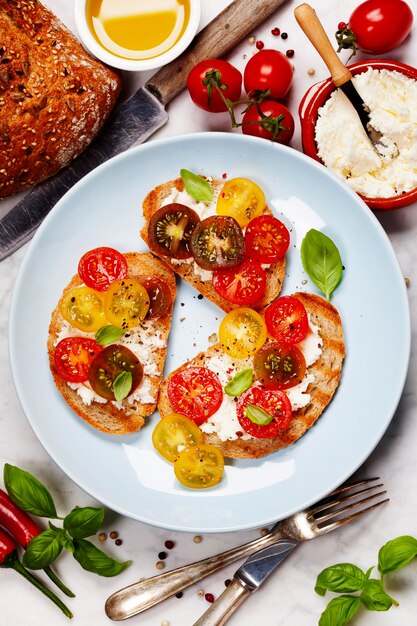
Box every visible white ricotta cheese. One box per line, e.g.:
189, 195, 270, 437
161, 186, 221, 222
315, 68, 417, 198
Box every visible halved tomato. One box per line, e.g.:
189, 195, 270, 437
78, 247, 128, 292
245, 215, 290, 263
212, 260, 266, 305
104, 278, 149, 330
253, 342, 306, 389
190, 215, 245, 270
167, 367, 223, 425
88, 344, 143, 400
152, 413, 203, 462
136, 276, 172, 319
236, 385, 292, 438
174, 444, 224, 489
218, 308, 267, 359
148, 204, 200, 259
54, 337, 103, 383
61, 286, 106, 332
216, 178, 266, 228
264, 296, 309, 345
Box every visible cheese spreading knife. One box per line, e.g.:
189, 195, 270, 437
0, 0, 290, 261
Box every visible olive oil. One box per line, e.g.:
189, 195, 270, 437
86, 0, 190, 60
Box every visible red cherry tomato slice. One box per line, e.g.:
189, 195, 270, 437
242, 100, 295, 145
253, 342, 306, 390
212, 260, 266, 305
78, 247, 128, 292
88, 344, 143, 401
167, 367, 223, 425
187, 59, 242, 113
244, 50, 293, 99
54, 337, 103, 383
236, 385, 292, 438
245, 215, 290, 263
136, 276, 173, 319
264, 296, 309, 345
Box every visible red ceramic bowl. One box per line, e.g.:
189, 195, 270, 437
299, 59, 417, 210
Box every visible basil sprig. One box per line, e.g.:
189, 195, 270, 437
95, 325, 124, 346
315, 536, 417, 625
113, 371, 132, 401
4, 464, 131, 577
300, 229, 343, 300
224, 369, 253, 397
245, 404, 273, 425
180, 169, 213, 202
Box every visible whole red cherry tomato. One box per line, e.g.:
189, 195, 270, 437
348, 0, 413, 54
243, 50, 293, 99
242, 100, 295, 145
187, 60, 242, 112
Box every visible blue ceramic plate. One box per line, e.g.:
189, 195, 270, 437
9, 133, 410, 532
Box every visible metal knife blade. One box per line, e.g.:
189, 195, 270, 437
0, 0, 290, 261
235, 539, 298, 591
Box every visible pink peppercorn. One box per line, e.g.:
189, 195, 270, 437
205, 593, 215, 603
271, 27, 280, 36
256, 40, 264, 50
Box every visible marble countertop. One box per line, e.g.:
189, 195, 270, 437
1, 1, 417, 624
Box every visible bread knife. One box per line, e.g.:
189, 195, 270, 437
0, 0, 290, 261
192, 540, 298, 626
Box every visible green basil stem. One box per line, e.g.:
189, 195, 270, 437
5, 552, 73, 618
44, 565, 75, 598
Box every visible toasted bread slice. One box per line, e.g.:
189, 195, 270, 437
48, 252, 176, 435
141, 177, 286, 313
158, 293, 345, 458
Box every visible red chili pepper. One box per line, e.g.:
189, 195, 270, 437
0, 528, 73, 618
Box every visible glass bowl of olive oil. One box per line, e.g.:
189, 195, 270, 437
74, 0, 201, 71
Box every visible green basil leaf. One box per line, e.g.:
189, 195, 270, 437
113, 371, 132, 402
319, 595, 361, 626
300, 229, 343, 300
360, 579, 395, 611
22, 529, 63, 569
180, 169, 213, 202
95, 325, 124, 346
224, 369, 253, 397
315, 563, 367, 595
64, 507, 105, 539
3, 464, 57, 518
73, 539, 131, 577
378, 535, 417, 575
245, 404, 272, 425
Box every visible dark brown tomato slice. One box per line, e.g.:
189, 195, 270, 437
190, 216, 245, 270
54, 337, 103, 383
212, 260, 266, 305
264, 296, 309, 345
167, 367, 223, 426
253, 342, 306, 390
88, 344, 143, 400
245, 215, 290, 263
148, 203, 200, 259
136, 276, 173, 319
236, 385, 292, 438
78, 247, 128, 292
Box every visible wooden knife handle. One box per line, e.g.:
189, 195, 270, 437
146, 0, 289, 105
294, 3, 352, 87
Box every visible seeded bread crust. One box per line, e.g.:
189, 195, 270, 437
0, 0, 122, 198
158, 293, 345, 458
48, 253, 176, 435
141, 177, 286, 313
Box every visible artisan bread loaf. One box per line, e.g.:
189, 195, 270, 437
0, 0, 121, 198
141, 177, 286, 313
158, 293, 345, 458
48, 253, 176, 435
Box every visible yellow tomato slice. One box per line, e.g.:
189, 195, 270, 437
61, 286, 106, 332
104, 278, 150, 330
174, 444, 224, 489
152, 414, 204, 463
216, 178, 266, 228
219, 307, 267, 359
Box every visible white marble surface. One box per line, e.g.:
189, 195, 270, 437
1, 1, 417, 624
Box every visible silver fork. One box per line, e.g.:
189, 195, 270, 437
105, 478, 388, 621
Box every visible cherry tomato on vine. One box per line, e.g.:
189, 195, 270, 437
187, 59, 242, 112
244, 50, 293, 100
348, 0, 413, 54
242, 101, 295, 145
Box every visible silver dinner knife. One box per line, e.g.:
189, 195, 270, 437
0, 0, 289, 261
193, 539, 298, 626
